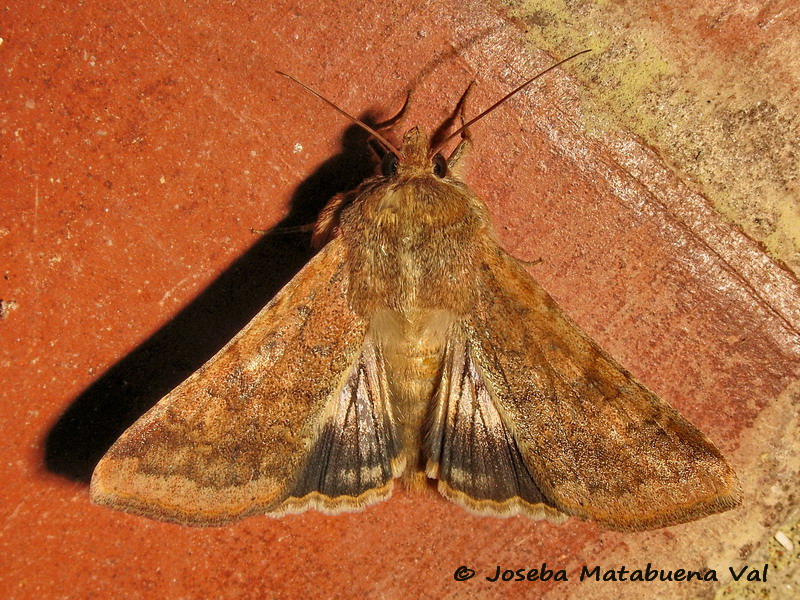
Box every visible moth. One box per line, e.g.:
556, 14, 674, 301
91, 52, 741, 531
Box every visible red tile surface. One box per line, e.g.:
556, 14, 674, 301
2, 1, 798, 599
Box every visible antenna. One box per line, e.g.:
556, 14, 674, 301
430, 49, 591, 155
276, 72, 403, 159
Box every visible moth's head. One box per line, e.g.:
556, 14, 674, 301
278, 50, 590, 187
378, 127, 450, 180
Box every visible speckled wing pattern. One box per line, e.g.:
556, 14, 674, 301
428, 243, 741, 531
90, 237, 401, 526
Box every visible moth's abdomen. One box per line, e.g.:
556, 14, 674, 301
371, 309, 454, 481
384, 346, 443, 413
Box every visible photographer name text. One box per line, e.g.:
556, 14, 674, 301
452, 563, 769, 583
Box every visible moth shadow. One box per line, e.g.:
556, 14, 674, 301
43, 120, 381, 483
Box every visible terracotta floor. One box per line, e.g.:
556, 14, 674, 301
2, 1, 799, 599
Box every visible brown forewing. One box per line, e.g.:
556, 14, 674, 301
449, 240, 742, 531
90, 237, 397, 525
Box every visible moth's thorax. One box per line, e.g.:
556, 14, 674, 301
340, 174, 492, 318
372, 177, 474, 230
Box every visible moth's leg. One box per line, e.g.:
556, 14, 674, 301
312, 191, 354, 249
432, 81, 474, 147
446, 82, 475, 173
446, 135, 471, 171
250, 223, 315, 235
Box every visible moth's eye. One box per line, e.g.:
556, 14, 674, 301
432, 153, 448, 178
381, 153, 399, 177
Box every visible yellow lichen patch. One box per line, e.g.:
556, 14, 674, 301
502, 0, 800, 275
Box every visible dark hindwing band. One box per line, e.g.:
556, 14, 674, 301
279, 339, 403, 513
425, 330, 566, 522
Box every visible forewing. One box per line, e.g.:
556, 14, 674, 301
90, 237, 401, 525
437, 243, 741, 531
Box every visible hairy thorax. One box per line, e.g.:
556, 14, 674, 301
341, 176, 486, 314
